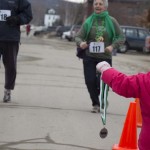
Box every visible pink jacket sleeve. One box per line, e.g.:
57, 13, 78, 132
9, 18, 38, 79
102, 68, 141, 98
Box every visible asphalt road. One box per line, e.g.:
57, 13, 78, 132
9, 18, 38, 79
0, 32, 149, 150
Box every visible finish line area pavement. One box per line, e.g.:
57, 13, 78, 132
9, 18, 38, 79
0, 35, 140, 150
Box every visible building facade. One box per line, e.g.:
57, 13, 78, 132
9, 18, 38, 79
44, 9, 60, 27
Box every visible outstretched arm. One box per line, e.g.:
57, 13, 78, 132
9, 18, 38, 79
102, 68, 140, 98
96, 61, 144, 98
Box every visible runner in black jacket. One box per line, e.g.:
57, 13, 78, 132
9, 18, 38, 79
0, 0, 33, 102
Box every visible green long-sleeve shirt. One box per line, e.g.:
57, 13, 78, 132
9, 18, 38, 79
75, 16, 125, 59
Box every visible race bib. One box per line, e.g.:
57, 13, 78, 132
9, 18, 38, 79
0, 10, 11, 21
89, 42, 104, 53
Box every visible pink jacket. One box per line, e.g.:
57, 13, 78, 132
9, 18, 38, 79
102, 68, 150, 150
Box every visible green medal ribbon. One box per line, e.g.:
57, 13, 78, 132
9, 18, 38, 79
95, 19, 105, 42
99, 77, 109, 125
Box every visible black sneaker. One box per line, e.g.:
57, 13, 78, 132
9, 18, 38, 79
3, 90, 11, 103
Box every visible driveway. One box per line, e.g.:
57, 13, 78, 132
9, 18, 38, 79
0, 33, 149, 150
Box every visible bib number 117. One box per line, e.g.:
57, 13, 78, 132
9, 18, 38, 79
89, 42, 104, 53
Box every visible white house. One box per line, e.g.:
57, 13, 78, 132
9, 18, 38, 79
44, 9, 60, 27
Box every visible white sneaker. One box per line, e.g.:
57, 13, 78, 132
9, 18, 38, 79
91, 105, 100, 113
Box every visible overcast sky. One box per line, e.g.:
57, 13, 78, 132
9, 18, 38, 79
64, 0, 85, 3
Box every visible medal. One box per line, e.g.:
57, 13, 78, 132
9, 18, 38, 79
99, 127, 108, 138
98, 36, 104, 42
99, 77, 109, 138
95, 19, 105, 42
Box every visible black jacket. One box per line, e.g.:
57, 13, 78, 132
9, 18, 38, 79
0, 0, 33, 42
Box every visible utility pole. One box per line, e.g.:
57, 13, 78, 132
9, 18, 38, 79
87, 0, 93, 17
83, 0, 93, 23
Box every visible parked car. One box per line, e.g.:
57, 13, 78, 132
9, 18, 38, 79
56, 26, 71, 37
34, 26, 56, 36
62, 30, 71, 39
117, 25, 150, 53
65, 25, 81, 41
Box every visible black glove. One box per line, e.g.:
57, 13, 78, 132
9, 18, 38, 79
6, 16, 20, 26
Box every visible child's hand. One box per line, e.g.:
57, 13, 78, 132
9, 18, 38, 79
96, 61, 111, 73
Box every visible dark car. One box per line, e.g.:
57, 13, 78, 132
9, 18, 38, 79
34, 26, 56, 36
33, 27, 47, 36
118, 26, 150, 53
66, 25, 81, 41
56, 26, 71, 37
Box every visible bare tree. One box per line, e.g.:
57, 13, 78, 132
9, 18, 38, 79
133, 0, 150, 28
29, 0, 46, 25
108, 0, 150, 27
147, 9, 150, 22
58, 1, 85, 26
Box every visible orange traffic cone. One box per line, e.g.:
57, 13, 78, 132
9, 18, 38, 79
135, 98, 142, 128
112, 102, 138, 150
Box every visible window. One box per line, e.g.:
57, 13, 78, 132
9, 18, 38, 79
121, 27, 126, 34
126, 28, 138, 38
138, 29, 148, 38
